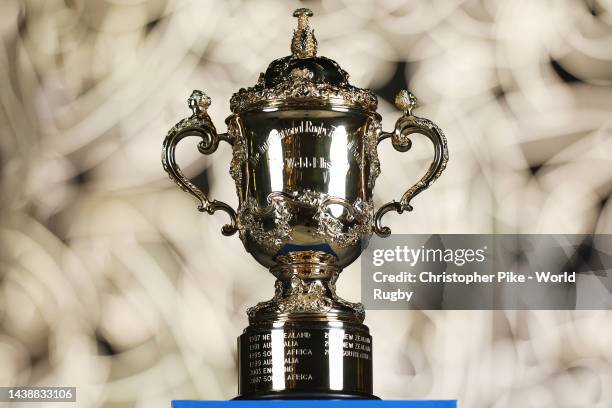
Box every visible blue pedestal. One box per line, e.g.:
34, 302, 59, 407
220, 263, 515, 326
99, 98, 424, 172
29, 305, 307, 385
172, 401, 456, 408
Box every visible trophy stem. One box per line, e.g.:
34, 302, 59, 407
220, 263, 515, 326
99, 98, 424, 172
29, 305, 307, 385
236, 251, 375, 399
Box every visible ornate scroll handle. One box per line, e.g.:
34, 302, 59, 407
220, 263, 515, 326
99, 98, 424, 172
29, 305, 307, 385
373, 90, 449, 237
161, 90, 237, 236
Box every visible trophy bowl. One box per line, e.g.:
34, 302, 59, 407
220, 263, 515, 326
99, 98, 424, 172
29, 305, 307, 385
230, 107, 380, 270
162, 8, 448, 399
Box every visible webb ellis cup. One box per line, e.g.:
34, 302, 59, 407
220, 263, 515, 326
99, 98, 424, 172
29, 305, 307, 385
162, 9, 448, 399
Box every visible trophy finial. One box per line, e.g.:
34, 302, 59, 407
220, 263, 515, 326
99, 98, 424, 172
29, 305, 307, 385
291, 8, 317, 58
395, 90, 418, 115
188, 90, 211, 115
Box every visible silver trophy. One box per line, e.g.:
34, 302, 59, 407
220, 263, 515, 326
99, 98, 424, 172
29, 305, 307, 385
162, 8, 448, 399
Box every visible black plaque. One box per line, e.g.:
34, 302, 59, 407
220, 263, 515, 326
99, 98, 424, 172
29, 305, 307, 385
238, 321, 373, 399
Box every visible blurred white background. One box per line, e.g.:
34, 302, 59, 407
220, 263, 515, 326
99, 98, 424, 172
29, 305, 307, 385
1, 0, 612, 407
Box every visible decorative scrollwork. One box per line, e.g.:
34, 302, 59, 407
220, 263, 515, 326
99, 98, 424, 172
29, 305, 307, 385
277, 275, 333, 314
230, 77, 378, 114
246, 275, 335, 318
237, 190, 374, 251
290, 67, 314, 79
161, 90, 238, 236
373, 90, 449, 237
246, 268, 364, 321
238, 196, 293, 253
314, 197, 373, 248
365, 119, 382, 190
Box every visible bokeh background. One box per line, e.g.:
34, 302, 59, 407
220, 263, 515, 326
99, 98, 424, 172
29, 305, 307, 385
1, 0, 612, 407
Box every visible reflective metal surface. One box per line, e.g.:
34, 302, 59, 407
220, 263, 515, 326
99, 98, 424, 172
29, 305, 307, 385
229, 108, 380, 269
161, 8, 448, 399
238, 321, 373, 398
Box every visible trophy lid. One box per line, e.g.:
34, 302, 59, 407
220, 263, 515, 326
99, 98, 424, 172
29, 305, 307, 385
229, 8, 378, 114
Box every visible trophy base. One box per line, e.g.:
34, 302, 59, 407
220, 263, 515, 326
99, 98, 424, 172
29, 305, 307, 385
237, 320, 374, 399
234, 390, 379, 400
